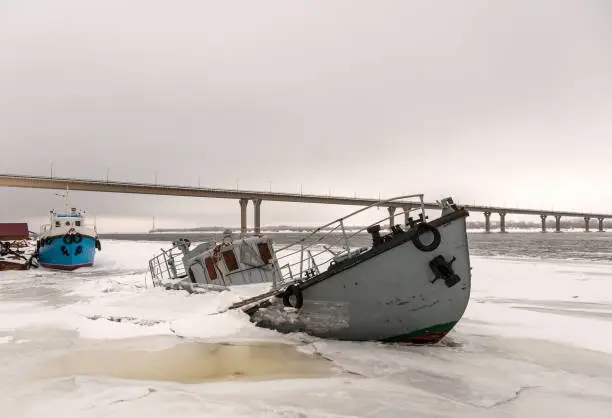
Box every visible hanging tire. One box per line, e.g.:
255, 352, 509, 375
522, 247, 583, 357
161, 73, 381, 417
412, 223, 441, 252
45, 237, 52, 245
73, 233, 83, 244
63, 235, 73, 245
282, 285, 304, 309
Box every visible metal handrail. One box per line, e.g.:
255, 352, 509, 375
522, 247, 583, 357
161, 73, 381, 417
39, 222, 98, 234
275, 208, 409, 269
274, 203, 420, 265
275, 194, 424, 252
272, 195, 427, 284
276, 207, 417, 282
149, 245, 187, 284
147, 194, 428, 291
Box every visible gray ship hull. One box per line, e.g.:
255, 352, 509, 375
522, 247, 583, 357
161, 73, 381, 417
251, 209, 471, 343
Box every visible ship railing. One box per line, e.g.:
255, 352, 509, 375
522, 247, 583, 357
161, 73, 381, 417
148, 244, 188, 286
73, 223, 98, 234
272, 194, 428, 289
39, 222, 98, 235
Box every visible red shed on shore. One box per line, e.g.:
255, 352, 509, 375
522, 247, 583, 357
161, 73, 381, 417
0, 223, 29, 241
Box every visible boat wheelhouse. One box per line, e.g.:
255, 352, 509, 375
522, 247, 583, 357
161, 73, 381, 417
149, 233, 280, 292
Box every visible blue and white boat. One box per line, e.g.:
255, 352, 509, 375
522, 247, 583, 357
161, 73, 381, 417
38, 206, 101, 271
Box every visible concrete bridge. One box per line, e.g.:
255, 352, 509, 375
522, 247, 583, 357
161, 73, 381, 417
0, 174, 610, 233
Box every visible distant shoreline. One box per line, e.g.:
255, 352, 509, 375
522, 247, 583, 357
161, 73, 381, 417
101, 219, 599, 235
99, 226, 596, 241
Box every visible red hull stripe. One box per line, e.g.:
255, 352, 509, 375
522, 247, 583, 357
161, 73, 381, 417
383, 321, 458, 344
40, 262, 93, 271
390, 330, 450, 344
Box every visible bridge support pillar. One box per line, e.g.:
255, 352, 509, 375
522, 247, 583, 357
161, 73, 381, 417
387, 207, 396, 230
499, 212, 507, 233
598, 217, 605, 232
253, 199, 262, 234
584, 216, 591, 232
403, 206, 411, 226
484, 211, 491, 233
555, 215, 562, 232
239, 199, 249, 235
540, 214, 547, 232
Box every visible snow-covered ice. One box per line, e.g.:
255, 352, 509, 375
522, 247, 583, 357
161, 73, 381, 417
1, 239, 611, 417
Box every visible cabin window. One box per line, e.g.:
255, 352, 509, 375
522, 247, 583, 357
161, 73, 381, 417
204, 257, 217, 280
55, 221, 60, 227
65, 221, 70, 226
257, 242, 272, 264
222, 250, 239, 271
75, 221, 81, 226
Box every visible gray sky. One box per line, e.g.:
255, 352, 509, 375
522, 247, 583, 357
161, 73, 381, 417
1, 0, 611, 232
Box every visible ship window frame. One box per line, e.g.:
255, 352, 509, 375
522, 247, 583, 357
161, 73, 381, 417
257, 242, 272, 264
75, 220, 81, 226
55, 221, 60, 227
222, 249, 239, 272
204, 257, 217, 280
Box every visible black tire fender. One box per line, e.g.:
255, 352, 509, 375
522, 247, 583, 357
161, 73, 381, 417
45, 237, 52, 246
282, 285, 304, 309
73, 233, 83, 244
63, 235, 73, 245
412, 223, 441, 252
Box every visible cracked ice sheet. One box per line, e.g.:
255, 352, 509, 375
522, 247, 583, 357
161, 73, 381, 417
460, 256, 612, 355
0, 375, 521, 418
1, 242, 612, 417
0, 240, 274, 342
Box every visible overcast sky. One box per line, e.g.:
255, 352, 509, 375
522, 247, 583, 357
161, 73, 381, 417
1, 0, 611, 232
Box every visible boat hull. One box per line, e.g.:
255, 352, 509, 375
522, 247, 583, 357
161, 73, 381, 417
251, 211, 471, 343
38, 234, 97, 271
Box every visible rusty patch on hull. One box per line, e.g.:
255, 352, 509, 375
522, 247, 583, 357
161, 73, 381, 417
0, 260, 29, 271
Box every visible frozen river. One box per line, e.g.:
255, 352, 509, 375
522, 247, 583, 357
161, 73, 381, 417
1, 234, 612, 417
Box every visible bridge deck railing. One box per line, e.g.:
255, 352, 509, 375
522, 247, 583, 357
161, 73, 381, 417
1, 174, 612, 219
